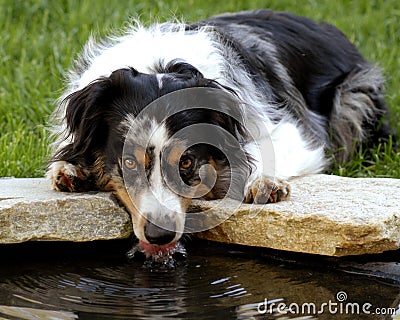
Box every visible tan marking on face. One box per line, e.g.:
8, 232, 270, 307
207, 157, 218, 170
167, 145, 186, 168
133, 148, 147, 167
200, 156, 225, 200
109, 177, 147, 241
179, 197, 192, 212
144, 151, 150, 168
187, 182, 217, 199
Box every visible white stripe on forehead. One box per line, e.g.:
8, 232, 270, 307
148, 122, 167, 196
156, 74, 165, 89
149, 120, 168, 151
121, 115, 168, 148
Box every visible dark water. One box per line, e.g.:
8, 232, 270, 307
0, 240, 398, 320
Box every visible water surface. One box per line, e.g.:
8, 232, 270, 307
0, 240, 398, 319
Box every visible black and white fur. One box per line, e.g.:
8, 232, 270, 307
47, 10, 393, 255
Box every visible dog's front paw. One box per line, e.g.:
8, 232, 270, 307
47, 161, 90, 192
245, 176, 290, 204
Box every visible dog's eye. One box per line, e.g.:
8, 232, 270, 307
179, 157, 193, 171
124, 158, 137, 170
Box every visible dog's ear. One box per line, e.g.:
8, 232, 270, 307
56, 78, 111, 164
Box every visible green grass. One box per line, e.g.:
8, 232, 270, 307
1, 0, 399, 178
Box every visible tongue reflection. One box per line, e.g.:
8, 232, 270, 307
127, 241, 187, 265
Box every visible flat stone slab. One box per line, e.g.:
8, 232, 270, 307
0, 176, 399, 256
195, 175, 400, 256
0, 178, 132, 243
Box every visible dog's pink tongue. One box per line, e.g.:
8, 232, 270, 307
139, 240, 178, 258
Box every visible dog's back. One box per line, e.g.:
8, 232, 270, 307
193, 9, 394, 161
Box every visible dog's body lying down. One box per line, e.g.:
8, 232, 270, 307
47, 10, 394, 257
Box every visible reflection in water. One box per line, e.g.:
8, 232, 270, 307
0, 240, 398, 319
0, 305, 78, 320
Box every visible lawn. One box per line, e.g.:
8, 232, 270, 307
1, 0, 399, 178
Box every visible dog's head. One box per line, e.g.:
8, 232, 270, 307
61, 61, 251, 255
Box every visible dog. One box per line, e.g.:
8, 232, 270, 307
47, 9, 394, 258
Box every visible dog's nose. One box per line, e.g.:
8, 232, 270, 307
144, 220, 176, 245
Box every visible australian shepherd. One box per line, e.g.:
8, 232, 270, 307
47, 10, 394, 258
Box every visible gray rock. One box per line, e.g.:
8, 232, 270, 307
0, 175, 399, 256
0, 178, 132, 243
195, 175, 400, 256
